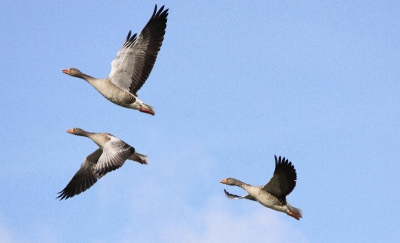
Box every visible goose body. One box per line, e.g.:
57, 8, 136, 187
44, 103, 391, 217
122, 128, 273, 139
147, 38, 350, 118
220, 155, 302, 220
62, 5, 168, 115
57, 128, 148, 200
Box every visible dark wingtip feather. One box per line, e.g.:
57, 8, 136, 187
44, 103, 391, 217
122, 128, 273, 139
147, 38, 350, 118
224, 189, 241, 199
126, 30, 132, 40
125, 30, 137, 43
153, 5, 168, 19
157, 5, 165, 15
153, 5, 166, 17
57, 174, 98, 200
56, 190, 69, 200
153, 4, 157, 16
275, 155, 295, 169
274, 155, 298, 192
274, 155, 292, 167
130, 33, 137, 42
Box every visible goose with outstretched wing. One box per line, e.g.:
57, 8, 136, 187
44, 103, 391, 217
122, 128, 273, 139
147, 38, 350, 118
57, 128, 148, 200
62, 5, 168, 115
220, 155, 302, 220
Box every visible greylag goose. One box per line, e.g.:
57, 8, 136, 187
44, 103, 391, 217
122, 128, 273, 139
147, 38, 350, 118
57, 128, 148, 200
62, 5, 168, 115
220, 155, 302, 220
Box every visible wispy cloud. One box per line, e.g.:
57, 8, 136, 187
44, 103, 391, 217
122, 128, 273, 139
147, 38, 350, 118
118, 178, 306, 243
0, 222, 14, 243
160, 196, 307, 243
108, 141, 308, 243
0, 140, 306, 243
0, 213, 61, 243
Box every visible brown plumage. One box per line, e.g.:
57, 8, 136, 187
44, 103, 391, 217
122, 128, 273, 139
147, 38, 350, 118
62, 5, 168, 115
262, 155, 297, 205
125, 5, 168, 94
220, 155, 302, 220
57, 128, 148, 200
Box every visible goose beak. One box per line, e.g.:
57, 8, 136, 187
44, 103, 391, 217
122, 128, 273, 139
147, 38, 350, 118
62, 69, 70, 74
220, 179, 227, 184
66, 129, 74, 134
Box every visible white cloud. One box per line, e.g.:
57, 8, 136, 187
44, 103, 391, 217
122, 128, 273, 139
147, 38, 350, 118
0, 211, 61, 243
118, 184, 307, 243
0, 222, 14, 243
114, 141, 307, 243
160, 196, 307, 243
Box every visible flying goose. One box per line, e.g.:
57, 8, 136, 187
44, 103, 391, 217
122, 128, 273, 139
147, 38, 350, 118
57, 128, 148, 200
62, 5, 168, 115
220, 155, 302, 220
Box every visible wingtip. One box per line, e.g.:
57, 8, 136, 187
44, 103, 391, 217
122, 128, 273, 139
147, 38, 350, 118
56, 191, 67, 200
274, 155, 291, 166
153, 4, 158, 16
153, 4, 168, 17
223, 189, 230, 197
223, 189, 241, 200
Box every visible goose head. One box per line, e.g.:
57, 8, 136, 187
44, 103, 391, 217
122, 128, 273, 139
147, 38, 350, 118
62, 68, 85, 78
220, 178, 242, 186
66, 127, 89, 136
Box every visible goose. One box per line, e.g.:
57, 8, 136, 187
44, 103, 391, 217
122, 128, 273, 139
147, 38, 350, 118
62, 5, 168, 115
220, 155, 302, 220
57, 128, 148, 200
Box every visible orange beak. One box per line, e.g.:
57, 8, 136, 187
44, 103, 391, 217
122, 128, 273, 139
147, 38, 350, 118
220, 179, 227, 184
62, 69, 70, 74
66, 129, 74, 133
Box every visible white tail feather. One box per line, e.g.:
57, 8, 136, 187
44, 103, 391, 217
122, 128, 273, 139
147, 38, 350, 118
130, 152, 148, 165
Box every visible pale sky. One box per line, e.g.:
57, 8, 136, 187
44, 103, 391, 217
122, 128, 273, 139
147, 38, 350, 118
1, 1, 399, 242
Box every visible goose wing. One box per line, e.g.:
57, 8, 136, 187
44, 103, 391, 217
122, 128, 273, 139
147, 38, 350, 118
109, 5, 168, 95
94, 135, 135, 177
262, 155, 297, 203
223, 189, 256, 201
57, 148, 103, 200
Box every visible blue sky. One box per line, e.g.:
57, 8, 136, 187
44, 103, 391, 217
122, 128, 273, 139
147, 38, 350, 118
1, 1, 399, 242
